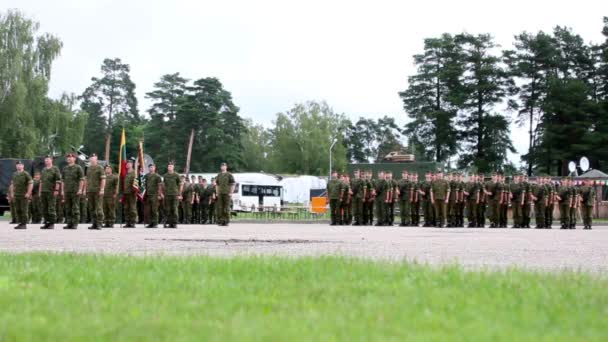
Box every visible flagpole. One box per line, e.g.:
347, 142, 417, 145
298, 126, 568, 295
184, 129, 195, 176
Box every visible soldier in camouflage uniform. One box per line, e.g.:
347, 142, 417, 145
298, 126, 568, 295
465, 174, 479, 228
498, 175, 510, 228
521, 175, 532, 228
208, 178, 217, 224
397, 170, 411, 227
363, 171, 374, 225
556, 178, 571, 230
86, 154, 106, 230
477, 174, 488, 228
162, 162, 182, 228
453, 173, 465, 227
579, 179, 595, 230
411, 173, 421, 226
420, 172, 433, 227
30, 172, 42, 224
350, 170, 365, 226
341, 174, 352, 225
373, 171, 386, 226
486, 173, 499, 228
215, 162, 236, 226
181, 175, 194, 224
144, 163, 163, 228
530, 177, 547, 229
568, 178, 579, 229
190, 175, 200, 224
545, 177, 556, 228
431, 171, 450, 228
199, 178, 211, 224
11, 161, 33, 229
382, 171, 393, 225
327, 170, 342, 226
103, 165, 118, 228
510, 175, 526, 228
39, 155, 62, 229
446, 173, 457, 227
122, 159, 138, 228
61, 152, 85, 229
387, 171, 398, 226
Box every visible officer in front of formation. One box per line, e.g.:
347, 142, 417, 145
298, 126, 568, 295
86, 153, 106, 230
215, 162, 236, 226
162, 161, 182, 228
579, 179, 595, 230
39, 155, 62, 229
103, 165, 118, 228
144, 163, 163, 228
62, 152, 85, 229
10, 161, 33, 229
430, 171, 450, 228
122, 158, 138, 228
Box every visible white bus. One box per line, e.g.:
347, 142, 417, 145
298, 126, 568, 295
232, 182, 283, 212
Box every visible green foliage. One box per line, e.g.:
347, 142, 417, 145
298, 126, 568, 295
80, 58, 140, 161
0, 10, 71, 158
144, 75, 245, 172
344, 117, 405, 163
400, 34, 462, 163
241, 119, 271, 172
266, 101, 349, 175
456, 33, 515, 173
0, 254, 607, 340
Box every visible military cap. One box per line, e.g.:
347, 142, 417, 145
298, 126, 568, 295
221, 162, 227, 166
44, 154, 53, 159
105, 164, 113, 170
66, 152, 77, 158
15, 160, 23, 165
168, 161, 175, 165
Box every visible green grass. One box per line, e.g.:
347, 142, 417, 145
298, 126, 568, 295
0, 255, 606, 341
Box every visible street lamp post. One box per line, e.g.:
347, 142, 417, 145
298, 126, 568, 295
329, 138, 337, 179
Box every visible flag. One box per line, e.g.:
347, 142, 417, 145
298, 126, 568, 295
117, 128, 127, 195
133, 140, 145, 201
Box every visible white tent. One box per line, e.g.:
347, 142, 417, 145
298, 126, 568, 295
279, 176, 327, 204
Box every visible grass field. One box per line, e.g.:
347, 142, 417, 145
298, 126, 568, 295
0, 255, 606, 341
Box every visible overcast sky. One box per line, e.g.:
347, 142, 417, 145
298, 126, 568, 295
4, 0, 608, 163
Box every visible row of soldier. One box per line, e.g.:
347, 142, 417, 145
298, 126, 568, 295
8, 153, 236, 230
326, 170, 596, 230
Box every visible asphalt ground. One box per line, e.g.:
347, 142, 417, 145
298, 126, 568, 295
1, 221, 606, 273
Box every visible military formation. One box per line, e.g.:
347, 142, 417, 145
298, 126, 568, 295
8, 153, 235, 230
326, 170, 597, 230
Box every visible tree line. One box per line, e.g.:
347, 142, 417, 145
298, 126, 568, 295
2, 9, 607, 176
401, 19, 608, 175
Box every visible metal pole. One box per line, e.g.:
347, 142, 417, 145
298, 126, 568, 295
329, 139, 337, 179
